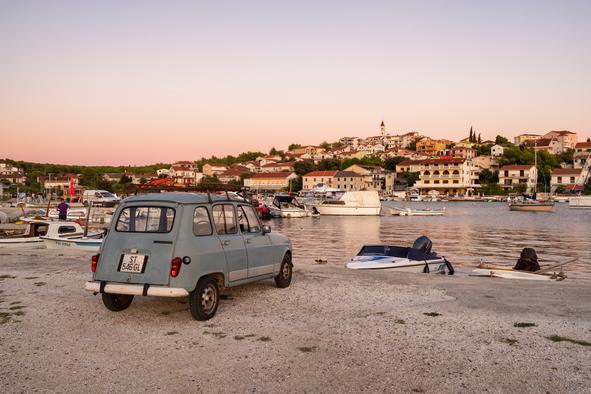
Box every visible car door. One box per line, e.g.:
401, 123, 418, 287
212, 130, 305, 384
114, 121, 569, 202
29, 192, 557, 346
238, 204, 274, 278
212, 204, 248, 282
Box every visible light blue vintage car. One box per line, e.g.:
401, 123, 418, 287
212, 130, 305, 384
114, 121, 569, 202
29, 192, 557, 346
85, 193, 293, 320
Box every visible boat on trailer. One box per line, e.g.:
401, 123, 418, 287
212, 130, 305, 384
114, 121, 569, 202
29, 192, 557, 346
347, 236, 454, 274
0, 220, 49, 248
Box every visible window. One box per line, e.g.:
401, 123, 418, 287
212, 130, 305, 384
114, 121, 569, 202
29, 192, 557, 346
558, 176, 562, 183
434, 180, 440, 184
453, 180, 459, 184
570, 177, 575, 183
212, 204, 237, 234
443, 180, 448, 184
424, 180, 430, 184
193, 207, 212, 236
116, 206, 175, 233
58, 225, 77, 234
238, 205, 261, 233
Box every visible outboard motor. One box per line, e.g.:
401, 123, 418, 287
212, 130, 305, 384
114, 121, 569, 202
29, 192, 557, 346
412, 235, 432, 254
513, 248, 540, 272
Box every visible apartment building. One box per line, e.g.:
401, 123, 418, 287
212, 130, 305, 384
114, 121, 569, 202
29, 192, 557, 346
498, 165, 537, 193
414, 158, 480, 196
302, 170, 363, 191
543, 130, 577, 153
244, 172, 298, 191
551, 168, 585, 193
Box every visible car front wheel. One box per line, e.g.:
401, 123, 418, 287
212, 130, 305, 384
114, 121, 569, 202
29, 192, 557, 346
190, 277, 219, 321
102, 293, 134, 311
274, 253, 292, 288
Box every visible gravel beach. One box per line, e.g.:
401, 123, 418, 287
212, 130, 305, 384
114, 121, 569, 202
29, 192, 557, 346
0, 249, 590, 393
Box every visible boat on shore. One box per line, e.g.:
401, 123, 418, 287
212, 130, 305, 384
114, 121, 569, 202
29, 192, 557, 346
346, 236, 454, 274
41, 235, 103, 252
390, 207, 445, 216
316, 191, 381, 216
0, 220, 49, 248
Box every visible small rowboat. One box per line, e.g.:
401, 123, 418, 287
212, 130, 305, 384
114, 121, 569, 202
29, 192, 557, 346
469, 259, 575, 281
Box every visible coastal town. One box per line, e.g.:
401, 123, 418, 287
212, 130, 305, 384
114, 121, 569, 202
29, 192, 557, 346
2, 123, 590, 200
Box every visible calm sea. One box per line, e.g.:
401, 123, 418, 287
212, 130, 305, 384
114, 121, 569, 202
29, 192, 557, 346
270, 201, 591, 279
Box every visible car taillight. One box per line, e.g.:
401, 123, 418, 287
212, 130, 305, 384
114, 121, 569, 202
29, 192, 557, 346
170, 257, 182, 277
91, 254, 100, 272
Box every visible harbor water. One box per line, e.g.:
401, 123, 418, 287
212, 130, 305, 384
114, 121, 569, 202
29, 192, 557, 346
271, 201, 591, 279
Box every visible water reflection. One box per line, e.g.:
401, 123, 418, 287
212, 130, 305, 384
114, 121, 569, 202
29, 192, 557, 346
270, 202, 591, 279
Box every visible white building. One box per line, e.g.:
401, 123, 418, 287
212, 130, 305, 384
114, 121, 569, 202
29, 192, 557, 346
498, 165, 537, 193
491, 144, 505, 157
414, 158, 480, 196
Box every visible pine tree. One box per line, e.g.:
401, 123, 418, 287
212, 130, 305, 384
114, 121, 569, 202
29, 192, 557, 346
469, 127, 473, 142
477, 133, 482, 144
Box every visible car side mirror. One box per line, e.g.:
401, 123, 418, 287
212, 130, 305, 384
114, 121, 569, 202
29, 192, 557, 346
262, 225, 271, 234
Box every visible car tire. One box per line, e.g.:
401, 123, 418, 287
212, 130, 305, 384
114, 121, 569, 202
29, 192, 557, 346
274, 253, 292, 288
189, 277, 219, 321
102, 293, 134, 312
83, 200, 89, 207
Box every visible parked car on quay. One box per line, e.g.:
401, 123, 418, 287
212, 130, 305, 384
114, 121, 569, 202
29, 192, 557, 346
85, 192, 293, 320
82, 190, 120, 207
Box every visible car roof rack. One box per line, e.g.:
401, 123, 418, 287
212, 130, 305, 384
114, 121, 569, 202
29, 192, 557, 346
125, 183, 253, 204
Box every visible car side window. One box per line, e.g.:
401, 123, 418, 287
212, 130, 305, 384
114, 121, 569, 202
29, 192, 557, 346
212, 204, 237, 234
193, 206, 212, 236
239, 205, 261, 233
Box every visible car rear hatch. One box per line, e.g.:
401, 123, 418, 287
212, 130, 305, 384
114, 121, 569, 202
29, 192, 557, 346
94, 204, 178, 286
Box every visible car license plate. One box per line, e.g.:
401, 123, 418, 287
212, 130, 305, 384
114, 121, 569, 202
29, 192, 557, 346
120, 254, 147, 273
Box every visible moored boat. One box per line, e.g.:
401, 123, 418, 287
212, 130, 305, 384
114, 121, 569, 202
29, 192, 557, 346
508, 201, 555, 212
268, 195, 312, 218
390, 207, 445, 216
316, 191, 381, 216
569, 195, 591, 209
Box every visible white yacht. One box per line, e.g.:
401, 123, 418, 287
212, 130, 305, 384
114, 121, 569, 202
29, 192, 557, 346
316, 191, 381, 216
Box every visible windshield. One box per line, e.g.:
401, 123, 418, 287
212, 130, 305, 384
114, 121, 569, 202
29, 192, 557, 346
358, 245, 408, 257
100, 191, 115, 198
116, 206, 175, 233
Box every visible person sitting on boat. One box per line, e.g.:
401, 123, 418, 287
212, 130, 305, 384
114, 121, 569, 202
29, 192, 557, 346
57, 198, 69, 221
513, 248, 540, 272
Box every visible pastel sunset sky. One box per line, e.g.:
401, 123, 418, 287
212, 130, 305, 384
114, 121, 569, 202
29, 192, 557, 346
1, 1, 590, 165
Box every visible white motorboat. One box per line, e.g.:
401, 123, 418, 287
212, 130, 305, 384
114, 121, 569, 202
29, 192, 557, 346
42, 235, 103, 252
0, 221, 49, 248
42, 208, 88, 220
346, 236, 454, 274
316, 191, 381, 216
0, 220, 102, 249
268, 195, 312, 218
390, 207, 445, 216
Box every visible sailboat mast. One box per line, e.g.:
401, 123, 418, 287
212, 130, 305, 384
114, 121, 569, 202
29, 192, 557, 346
534, 140, 537, 194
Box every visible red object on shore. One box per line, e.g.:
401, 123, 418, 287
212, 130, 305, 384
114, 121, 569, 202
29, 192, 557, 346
69, 178, 75, 196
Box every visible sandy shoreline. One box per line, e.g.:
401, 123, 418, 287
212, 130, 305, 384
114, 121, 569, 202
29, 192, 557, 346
0, 249, 590, 393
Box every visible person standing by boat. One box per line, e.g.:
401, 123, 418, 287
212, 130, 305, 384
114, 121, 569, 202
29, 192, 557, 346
57, 198, 69, 221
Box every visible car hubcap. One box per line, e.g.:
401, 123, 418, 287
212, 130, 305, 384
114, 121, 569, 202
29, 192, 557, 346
201, 285, 216, 313
282, 263, 290, 280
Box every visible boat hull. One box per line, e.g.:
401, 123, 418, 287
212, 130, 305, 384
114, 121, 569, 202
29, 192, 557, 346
317, 206, 381, 216
42, 237, 102, 252
390, 208, 444, 216
569, 196, 591, 209
269, 208, 310, 218
0, 238, 44, 248
347, 257, 446, 273
509, 203, 554, 212
469, 268, 551, 281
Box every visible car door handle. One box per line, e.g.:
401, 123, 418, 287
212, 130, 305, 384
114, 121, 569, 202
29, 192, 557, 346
223, 240, 230, 246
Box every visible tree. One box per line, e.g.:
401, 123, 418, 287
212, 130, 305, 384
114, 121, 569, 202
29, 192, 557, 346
469, 127, 473, 142
288, 144, 301, 151
269, 147, 279, 155
200, 175, 220, 184
119, 174, 132, 184
384, 156, 407, 171
320, 141, 331, 150
294, 160, 317, 176
495, 135, 510, 145
331, 142, 344, 149
477, 133, 482, 144
478, 169, 498, 184
402, 172, 420, 187
556, 149, 574, 165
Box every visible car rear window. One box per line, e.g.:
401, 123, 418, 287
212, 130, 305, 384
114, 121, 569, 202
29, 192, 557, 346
116, 206, 175, 233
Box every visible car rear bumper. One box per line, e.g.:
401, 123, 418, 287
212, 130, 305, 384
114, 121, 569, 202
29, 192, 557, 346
85, 281, 189, 297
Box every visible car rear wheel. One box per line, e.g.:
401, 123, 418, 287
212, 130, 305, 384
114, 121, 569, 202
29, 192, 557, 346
274, 253, 292, 288
190, 277, 219, 321
102, 293, 134, 312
